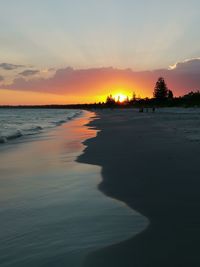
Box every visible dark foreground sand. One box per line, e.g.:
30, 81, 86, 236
78, 109, 200, 267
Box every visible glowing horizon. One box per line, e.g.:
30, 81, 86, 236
0, 1, 200, 104
0, 88, 138, 105
2, 60, 200, 105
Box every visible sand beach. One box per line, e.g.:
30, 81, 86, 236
79, 108, 200, 267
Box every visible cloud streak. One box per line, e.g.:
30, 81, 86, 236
0, 63, 25, 70
19, 69, 40, 76
1, 58, 200, 99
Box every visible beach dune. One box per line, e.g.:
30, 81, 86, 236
78, 109, 200, 267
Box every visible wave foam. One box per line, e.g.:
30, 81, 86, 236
0, 109, 82, 145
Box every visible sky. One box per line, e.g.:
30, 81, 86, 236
0, 0, 200, 104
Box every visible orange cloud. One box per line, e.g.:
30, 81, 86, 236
1, 59, 200, 104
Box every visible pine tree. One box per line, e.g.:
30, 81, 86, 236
106, 94, 115, 106
168, 89, 173, 99
153, 77, 168, 101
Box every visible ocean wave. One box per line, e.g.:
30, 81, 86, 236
52, 111, 82, 126
0, 130, 23, 143
0, 109, 82, 145
0, 136, 7, 143
22, 125, 43, 133
53, 119, 68, 126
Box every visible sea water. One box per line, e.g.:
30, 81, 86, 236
0, 109, 147, 267
0, 108, 81, 143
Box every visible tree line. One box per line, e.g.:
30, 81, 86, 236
1, 77, 200, 109
104, 77, 200, 108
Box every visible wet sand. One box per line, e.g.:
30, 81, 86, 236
78, 109, 200, 267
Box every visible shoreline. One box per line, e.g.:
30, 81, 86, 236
0, 108, 82, 147
0, 110, 143, 267
78, 109, 200, 267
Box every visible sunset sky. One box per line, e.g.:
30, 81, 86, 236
0, 0, 200, 104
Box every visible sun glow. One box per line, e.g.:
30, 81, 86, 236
113, 93, 128, 103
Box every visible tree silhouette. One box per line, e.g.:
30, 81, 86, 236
132, 92, 136, 101
153, 77, 168, 101
106, 94, 115, 106
168, 89, 173, 99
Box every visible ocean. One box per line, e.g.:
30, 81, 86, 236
0, 108, 81, 144
0, 109, 147, 267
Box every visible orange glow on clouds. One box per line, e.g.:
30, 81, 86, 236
0, 67, 153, 105
2, 58, 200, 105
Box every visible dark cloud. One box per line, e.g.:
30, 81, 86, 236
170, 58, 200, 73
1, 58, 200, 97
0, 63, 25, 70
19, 69, 40, 76
0, 75, 4, 81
